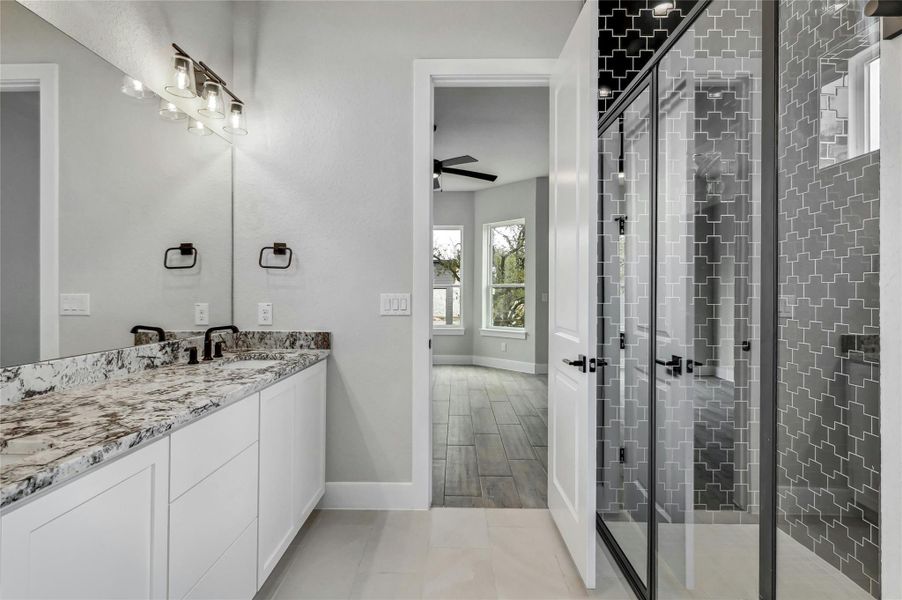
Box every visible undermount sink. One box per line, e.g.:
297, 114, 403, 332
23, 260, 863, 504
216, 351, 292, 370
219, 359, 282, 370
1, 436, 54, 468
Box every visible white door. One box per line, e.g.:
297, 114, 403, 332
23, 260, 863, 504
547, 0, 598, 588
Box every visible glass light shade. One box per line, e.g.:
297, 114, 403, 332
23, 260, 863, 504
653, 1, 674, 16
164, 54, 197, 98
158, 98, 187, 121
198, 81, 225, 119
121, 75, 155, 100
187, 117, 212, 136
223, 100, 248, 135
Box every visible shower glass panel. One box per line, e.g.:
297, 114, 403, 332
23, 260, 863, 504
598, 86, 653, 587
655, 1, 762, 598
776, 1, 881, 598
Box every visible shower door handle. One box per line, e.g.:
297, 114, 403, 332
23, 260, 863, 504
655, 355, 683, 377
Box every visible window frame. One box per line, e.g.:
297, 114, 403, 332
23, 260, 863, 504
481, 218, 527, 338
432, 225, 464, 334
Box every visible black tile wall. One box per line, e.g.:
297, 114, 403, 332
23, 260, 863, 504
598, 0, 696, 116
777, 0, 881, 596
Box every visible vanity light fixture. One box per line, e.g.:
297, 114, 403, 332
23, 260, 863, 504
158, 98, 187, 121
164, 51, 197, 98
653, 1, 675, 16
164, 43, 249, 136
223, 100, 248, 135
199, 81, 225, 119
599, 86, 613, 99
121, 75, 155, 100
187, 117, 212, 136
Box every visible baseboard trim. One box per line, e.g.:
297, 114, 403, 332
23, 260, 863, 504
319, 481, 424, 510
432, 354, 546, 374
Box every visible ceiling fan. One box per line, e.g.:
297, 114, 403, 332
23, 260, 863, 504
433, 155, 498, 190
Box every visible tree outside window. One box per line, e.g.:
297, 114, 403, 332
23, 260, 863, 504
433, 227, 462, 328
486, 221, 526, 329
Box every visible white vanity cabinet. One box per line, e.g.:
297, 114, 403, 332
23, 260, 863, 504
258, 360, 327, 586
0, 438, 170, 600
168, 394, 259, 600
0, 358, 327, 600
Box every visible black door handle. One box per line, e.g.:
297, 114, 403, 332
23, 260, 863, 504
655, 354, 683, 376
562, 354, 587, 373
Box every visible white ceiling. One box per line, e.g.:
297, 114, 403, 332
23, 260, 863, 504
433, 87, 549, 192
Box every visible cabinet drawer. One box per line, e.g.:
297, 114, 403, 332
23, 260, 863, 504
170, 393, 258, 500
184, 519, 257, 600
169, 443, 258, 600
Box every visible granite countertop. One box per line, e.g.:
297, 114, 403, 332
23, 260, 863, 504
0, 349, 329, 510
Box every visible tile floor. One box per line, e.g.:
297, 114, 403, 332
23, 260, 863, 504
432, 365, 549, 508
254, 508, 636, 600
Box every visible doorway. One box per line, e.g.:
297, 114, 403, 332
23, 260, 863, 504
0, 64, 59, 365
429, 86, 551, 508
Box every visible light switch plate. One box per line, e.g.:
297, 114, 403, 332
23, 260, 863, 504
194, 303, 209, 326
258, 302, 273, 326
380, 293, 411, 316
60, 293, 90, 316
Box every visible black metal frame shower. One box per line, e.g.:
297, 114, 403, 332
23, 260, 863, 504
594, 1, 778, 599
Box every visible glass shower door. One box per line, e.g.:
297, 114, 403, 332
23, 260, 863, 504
654, 1, 762, 598
598, 85, 653, 587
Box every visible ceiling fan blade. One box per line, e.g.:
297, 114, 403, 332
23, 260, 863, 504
440, 155, 478, 168
441, 167, 498, 182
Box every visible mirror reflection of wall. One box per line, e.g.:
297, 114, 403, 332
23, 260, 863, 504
0, 2, 232, 367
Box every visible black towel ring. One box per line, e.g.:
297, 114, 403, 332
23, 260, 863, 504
164, 243, 198, 270
259, 242, 293, 269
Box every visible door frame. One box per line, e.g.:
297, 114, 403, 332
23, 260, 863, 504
411, 59, 555, 509
0, 63, 59, 361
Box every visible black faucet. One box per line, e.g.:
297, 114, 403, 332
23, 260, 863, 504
131, 325, 166, 343
203, 325, 239, 361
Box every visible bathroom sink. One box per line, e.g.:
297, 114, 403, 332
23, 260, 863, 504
1, 436, 54, 468
219, 359, 282, 370
217, 352, 292, 370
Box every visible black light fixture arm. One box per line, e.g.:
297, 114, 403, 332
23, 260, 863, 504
171, 43, 244, 104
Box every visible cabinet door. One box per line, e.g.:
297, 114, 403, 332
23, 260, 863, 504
258, 361, 328, 587
293, 361, 327, 525
0, 439, 169, 599
258, 375, 297, 585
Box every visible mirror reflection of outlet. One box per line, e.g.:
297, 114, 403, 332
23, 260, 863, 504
501, 342, 508, 352
258, 302, 273, 326
194, 303, 209, 325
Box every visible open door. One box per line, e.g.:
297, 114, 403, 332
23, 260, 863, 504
547, 0, 598, 588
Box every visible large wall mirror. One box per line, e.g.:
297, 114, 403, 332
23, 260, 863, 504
0, 2, 233, 367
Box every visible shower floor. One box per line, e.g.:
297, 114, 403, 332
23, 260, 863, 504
602, 519, 873, 599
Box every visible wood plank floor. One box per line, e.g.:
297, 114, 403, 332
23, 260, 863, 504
432, 365, 548, 508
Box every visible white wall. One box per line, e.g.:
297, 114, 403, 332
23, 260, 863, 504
432, 178, 549, 372
2, 2, 232, 358
0, 91, 41, 366
231, 1, 581, 484
432, 192, 475, 357
472, 177, 548, 368
880, 30, 902, 600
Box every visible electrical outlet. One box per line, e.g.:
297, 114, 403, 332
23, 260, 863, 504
258, 302, 273, 326
194, 303, 209, 325
60, 293, 90, 316
501, 342, 508, 352
380, 293, 411, 316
